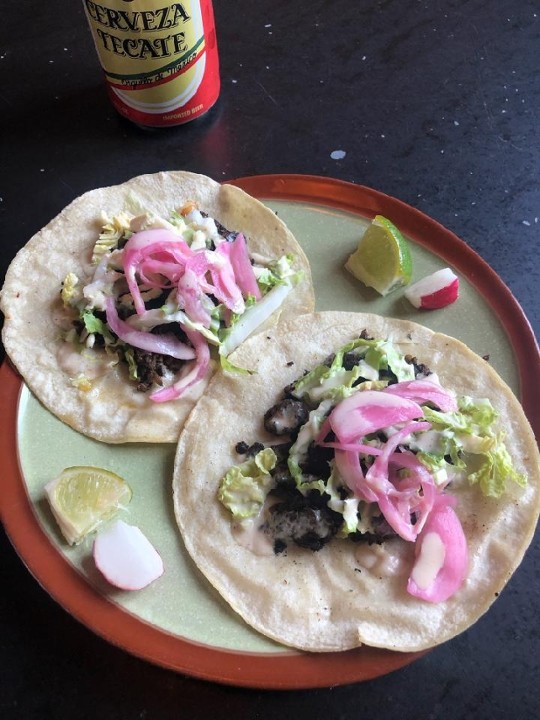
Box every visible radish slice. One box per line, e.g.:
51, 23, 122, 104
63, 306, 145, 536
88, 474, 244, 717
405, 268, 459, 309
93, 519, 164, 591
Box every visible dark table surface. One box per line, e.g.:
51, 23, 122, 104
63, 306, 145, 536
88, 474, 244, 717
1, 1, 539, 718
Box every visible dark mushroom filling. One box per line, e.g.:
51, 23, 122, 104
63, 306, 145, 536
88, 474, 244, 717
234, 333, 435, 555
71, 213, 241, 392
263, 399, 310, 436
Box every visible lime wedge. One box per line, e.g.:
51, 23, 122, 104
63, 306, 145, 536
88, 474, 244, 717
345, 215, 412, 296
45, 466, 132, 545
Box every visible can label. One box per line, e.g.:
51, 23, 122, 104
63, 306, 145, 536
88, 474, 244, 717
83, 0, 220, 126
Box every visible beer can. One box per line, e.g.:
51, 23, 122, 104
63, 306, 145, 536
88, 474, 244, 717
82, 0, 220, 127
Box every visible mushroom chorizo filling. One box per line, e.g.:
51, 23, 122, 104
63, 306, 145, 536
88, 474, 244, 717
219, 333, 442, 555
59, 205, 302, 402
218, 333, 527, 602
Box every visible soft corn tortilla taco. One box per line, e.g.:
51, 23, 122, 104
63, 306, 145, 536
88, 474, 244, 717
173, 311, 540, 653
0, 171, 314, 443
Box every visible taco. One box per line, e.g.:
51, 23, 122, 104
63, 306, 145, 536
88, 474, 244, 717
0, 172, 314, 443
173, 311, 540, 653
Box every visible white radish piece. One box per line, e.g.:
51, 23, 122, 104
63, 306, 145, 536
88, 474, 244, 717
93, 519, 164, 590
405, 268, 459, 309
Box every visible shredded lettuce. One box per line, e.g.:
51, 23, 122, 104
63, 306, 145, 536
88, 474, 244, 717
70, 374, 92, 391
381, 342, 416, 381
254, 254, 303, 292
220, 354, 254, 376
123, 347, 139, 381
468, 438, 527, 498
81, 310, 115, 344
92, 213, 131, 264
422, 397, 525, 496
290, 338, 372, 400
218, 282, 293, 357
218, 336, 527, 555
289, 337, 413, 404
92, 232, 120, 264
288, 399, 333, 483
423, 396, 497, 435
168, 210, 189, 235
218, 448, 277, 520
300, 462, 364, 537
416, 451, 450, 486
61, 273, 79, 306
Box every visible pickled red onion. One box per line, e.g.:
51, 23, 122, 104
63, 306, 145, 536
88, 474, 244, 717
205, 252, 245, 314
366, 421, 432, 488
121, 228, 261, 322
111, 229, 261, 403
366, 421, 433, 541
105, 297, 195, 361
328, 391, 424, 443
150, 326, 210, 403
217, 234, 261, 300
385, 452, 437, 537
333, 450, 379, 502
318, 440, 383, 454
123, 230, 194, 314
319, 387, 468, 601
383, 379, 457, 412
176, 267, 212, 327
407, 494, 468, 602
136, 259, 184, 287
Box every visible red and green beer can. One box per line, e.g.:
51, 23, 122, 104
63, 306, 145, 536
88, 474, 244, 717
83, 0, 220, 127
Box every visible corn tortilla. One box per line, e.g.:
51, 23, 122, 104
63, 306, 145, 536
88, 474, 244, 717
0, 172, 314, 443
173, 311, 540, 652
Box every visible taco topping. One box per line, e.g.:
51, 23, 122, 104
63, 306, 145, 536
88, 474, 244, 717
93, 519, 164, 591
407, 494, 468, 602
218, 335, 526, 603
405, 268, 460, 310
60, 206, 303, 402
264, 399, 310, 435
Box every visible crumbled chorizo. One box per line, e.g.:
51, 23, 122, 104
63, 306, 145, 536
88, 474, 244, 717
264, 399, 309, 436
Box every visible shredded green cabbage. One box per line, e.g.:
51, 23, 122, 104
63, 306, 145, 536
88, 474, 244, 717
468, 438, 527, 498
61, 273, 79, 306
217, 337, 527, 540
218, 448, 277, 520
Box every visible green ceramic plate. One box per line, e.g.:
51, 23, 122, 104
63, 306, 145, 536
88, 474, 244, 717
1, 175, 537, 689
